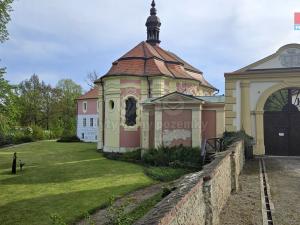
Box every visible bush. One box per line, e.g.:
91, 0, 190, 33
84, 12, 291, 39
222, 130, 254, 150
0, 133, 12, 146
103, 149, 142, 163
32, 125, 45, 140
12, 131, 34, 144
57, 135, 81, 143
142, 145, 202, 169
144, 167, 190, 182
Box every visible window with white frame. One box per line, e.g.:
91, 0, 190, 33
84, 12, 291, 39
83, 118, 87, 127
90, 118, 94, 127
83, 101, 87, 112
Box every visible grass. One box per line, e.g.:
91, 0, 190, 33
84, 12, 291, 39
126, 192, 163, 224
0, 141, 155, 225
144, 166, 191, 182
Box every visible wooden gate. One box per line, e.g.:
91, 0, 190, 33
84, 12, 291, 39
264, 88, 300, 156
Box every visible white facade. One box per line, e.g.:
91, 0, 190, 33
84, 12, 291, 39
77, 114, 99, 142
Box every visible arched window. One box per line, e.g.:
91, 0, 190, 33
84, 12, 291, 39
125, 97, 137, 126
264, 88, 300, 112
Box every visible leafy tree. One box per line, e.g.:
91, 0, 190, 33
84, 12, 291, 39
56, 79, 82, 136
18, 74, 44, 126
0, 0, 13, 43
0, 73, 18, 133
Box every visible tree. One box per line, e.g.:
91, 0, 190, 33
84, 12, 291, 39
0, 0, 14, 43
56, 79, 82, 136
85, 71, 99, 88
0, 73, 18, 134
18, 74, 44, 126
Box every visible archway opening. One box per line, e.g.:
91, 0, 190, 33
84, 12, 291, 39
264, 88, 300, 156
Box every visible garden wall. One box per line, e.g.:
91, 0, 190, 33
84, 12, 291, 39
135, 141, 245, 225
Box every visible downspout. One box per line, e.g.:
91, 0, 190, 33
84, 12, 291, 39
146, 76, 152, 98
100, 79, 105, 148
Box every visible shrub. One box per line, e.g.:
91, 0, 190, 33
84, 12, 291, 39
0, 133, 12, 146
144, 167, 190, 182
57, 135, 81, 143
103, 149, 142, 163
12, 131, 34, 144
32, 125, 45, 140
222, 130, 254, 150
142, 145, 202, 169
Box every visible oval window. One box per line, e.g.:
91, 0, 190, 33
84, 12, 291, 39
109, 100, 115, 110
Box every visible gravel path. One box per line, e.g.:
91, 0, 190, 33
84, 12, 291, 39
220, 159, 262, 225
75, 183, 165, 225
264, 157, 300, 225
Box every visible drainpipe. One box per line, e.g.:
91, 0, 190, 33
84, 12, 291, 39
146, 76, 152, 98
100, 80, 105, 148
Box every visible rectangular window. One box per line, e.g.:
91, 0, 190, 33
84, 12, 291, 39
81, 133, 85, 139
97, 118, 99, 127
90, 118, 94, 127
83, 102, 87, 112
83, 118, 87, 127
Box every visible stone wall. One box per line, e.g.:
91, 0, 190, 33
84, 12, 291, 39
135, 141, 245, 225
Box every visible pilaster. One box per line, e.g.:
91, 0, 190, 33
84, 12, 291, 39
240, 81, 251, 135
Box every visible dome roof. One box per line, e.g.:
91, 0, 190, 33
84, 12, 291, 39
146, 15, 161, 25
96, 41, 217, 90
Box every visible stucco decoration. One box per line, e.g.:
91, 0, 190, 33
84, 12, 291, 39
176, 82, 200, 96
162, 129, 192, 146
279, 48, 300, 67
121, 94, 140, 130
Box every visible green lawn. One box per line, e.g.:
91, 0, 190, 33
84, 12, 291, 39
0, 141, 155, 225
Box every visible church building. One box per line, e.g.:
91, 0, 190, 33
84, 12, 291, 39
93, 1, 225, 152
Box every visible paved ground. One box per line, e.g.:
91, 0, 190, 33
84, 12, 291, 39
220, 159, 262, 225
264, 157, 300, 225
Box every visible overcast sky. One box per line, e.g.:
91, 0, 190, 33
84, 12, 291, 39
1, 0, 300, 93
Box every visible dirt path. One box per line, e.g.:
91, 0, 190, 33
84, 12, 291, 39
264, 157, 300, 225
75, 183, 165, 225
219, 159, 262, 225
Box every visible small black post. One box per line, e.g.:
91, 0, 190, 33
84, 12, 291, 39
12, 152, 17, 174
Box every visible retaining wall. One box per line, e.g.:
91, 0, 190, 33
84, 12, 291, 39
135, 141, 245, 225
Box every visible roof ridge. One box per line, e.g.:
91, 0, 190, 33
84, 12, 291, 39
155, 45, 181, 63
142, 42, 147, 76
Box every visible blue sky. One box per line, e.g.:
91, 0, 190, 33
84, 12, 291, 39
1, 0, 300, 93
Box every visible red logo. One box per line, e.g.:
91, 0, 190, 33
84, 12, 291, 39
294, 12, 300, 25
294, 13, 300, 30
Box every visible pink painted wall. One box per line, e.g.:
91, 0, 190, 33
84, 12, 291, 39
119, 127, 141, 148
77, 99, 98, 115
119, 79, 141, 149
202, 110, 216, 139
162, 109, 192, 147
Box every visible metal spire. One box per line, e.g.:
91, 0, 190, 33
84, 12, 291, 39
146, 0, 161, 45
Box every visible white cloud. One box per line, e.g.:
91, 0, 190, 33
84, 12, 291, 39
1, 0, 300, 93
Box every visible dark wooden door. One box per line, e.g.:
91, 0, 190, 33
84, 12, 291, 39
264, 112, 289, 156
289, 112, 300, 156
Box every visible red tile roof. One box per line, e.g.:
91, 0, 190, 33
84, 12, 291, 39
77, 87, 99, 100
95, 41, 217, 90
